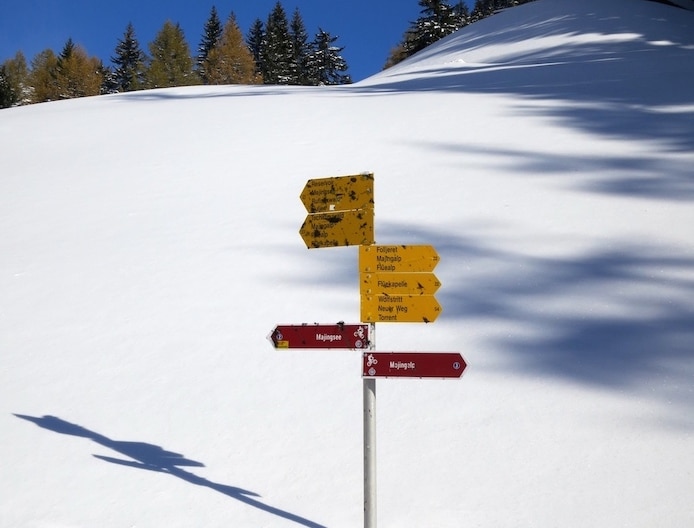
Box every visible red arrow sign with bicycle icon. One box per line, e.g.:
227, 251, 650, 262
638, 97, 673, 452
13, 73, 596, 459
269, 323, 370, 349
362, 352, 466, 378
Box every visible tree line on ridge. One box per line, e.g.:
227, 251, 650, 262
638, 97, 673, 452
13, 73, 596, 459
0, 0, 535, 108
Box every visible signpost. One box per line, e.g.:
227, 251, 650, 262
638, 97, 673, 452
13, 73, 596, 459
300, 173, 374, 249
299, 208, 374, 248
362, 352, 466, 378
359, 244, 439, 273
360, 294, 442, 323
274, 173, 466, 527
360, 272, 440, 296
269, 324, 370, 349
359, 244, 442, 324
300, 173, 374, 213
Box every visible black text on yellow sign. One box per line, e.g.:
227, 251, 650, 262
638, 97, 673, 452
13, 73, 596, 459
360, 294, 442, 323
299, 173, 374, 249
359, 244, 440, 273
360, 272, 441, 296
299, 208, 374, 249
300, 173, 374, 214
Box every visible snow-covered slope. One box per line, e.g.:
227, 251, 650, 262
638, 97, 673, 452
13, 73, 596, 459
2, 0, 693, 526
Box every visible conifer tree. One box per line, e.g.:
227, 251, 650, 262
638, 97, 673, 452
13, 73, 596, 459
112, 22, 147, 92
204, 13, 261, 85
385, 0, 469, 68
262, 1, 293, 84
246, 18, 265, 80
28, 49, 59, 102
146, 21, 199, 88
0, 51, 29, 107
289, 7, 311, 85
471, 0, 492, 20
0, 65, 13, 108
58, 38, 75, 65
53, 38, 103, 99
99, 63, 118, 94
383, 43, 409, 70
305, 29, 351, 85
54, 37, 76, 96
454, 1, 471, 25
197, 6, 223, 83
471, 0, 535, 22
407, 0, 467, 56
471, 0, 499, 21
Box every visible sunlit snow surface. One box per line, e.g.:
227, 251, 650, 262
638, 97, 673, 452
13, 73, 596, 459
2, 0, 693, 526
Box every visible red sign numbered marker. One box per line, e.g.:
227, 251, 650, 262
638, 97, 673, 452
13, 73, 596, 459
270, 324, 370, 349
362, 352, 466, 378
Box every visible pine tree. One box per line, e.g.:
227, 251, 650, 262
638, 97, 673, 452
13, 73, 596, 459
305, 29, 351, 85
197, 6, 223, 83
204, 13, 261, 85
0, 51, 29, 107
54, 37, 76, 97
407, 0, 466, 56
28, 49, 59, 102
53, 38, 103, 99
385, 0, 469, 68
262, 1, 293, 84
289, 7, 311, 85
383, 43, 409, 70
111, 22, 147, 92
454, 1, 471, 25
100, 63, 118, 94
246, 18, 265, 80
471, 0, 495, 21
471, 0, 535, 22
146, 20, 199, 88
0, 65, 13, 108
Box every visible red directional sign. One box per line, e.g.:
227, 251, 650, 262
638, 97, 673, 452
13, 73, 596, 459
270, 324, 370, 349
362, 352, 466, 378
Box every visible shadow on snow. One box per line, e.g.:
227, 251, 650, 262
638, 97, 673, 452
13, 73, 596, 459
393, 223, 694, 427
412, 139, 694, 201
352, 5, 694, 153
13, 414, 326, 528
279, 221, 694, 428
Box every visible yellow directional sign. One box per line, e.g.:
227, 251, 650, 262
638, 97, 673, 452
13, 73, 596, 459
300, 173, 374, 214
359, 245, 440, 273
360, 272, 441, 296
361, 294, 442, 323
300, 208, 374, 248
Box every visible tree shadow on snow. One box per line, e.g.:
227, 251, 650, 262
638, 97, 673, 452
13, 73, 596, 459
412, 140, 694, 201
389, 223, 694, 428
352, 4, 694, 153
277, 221, 694, 428
13, 414, 325, 528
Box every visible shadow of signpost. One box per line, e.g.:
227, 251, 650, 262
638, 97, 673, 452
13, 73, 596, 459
14, 414, 325, 528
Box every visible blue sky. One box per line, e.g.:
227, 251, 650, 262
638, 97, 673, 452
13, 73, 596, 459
0, 0, 472, 82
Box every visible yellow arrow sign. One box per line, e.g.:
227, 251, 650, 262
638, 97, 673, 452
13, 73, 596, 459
300, 173, 374, 213
360, 272, 441, 296
359, 245, 440, 273
361, 294, 442, 323
300, 208, 374, 248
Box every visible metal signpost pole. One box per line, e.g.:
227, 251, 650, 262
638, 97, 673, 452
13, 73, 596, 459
363, 322, 376, 528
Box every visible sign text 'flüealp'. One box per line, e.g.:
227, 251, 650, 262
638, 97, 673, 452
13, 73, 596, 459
359, 245, 442, 323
